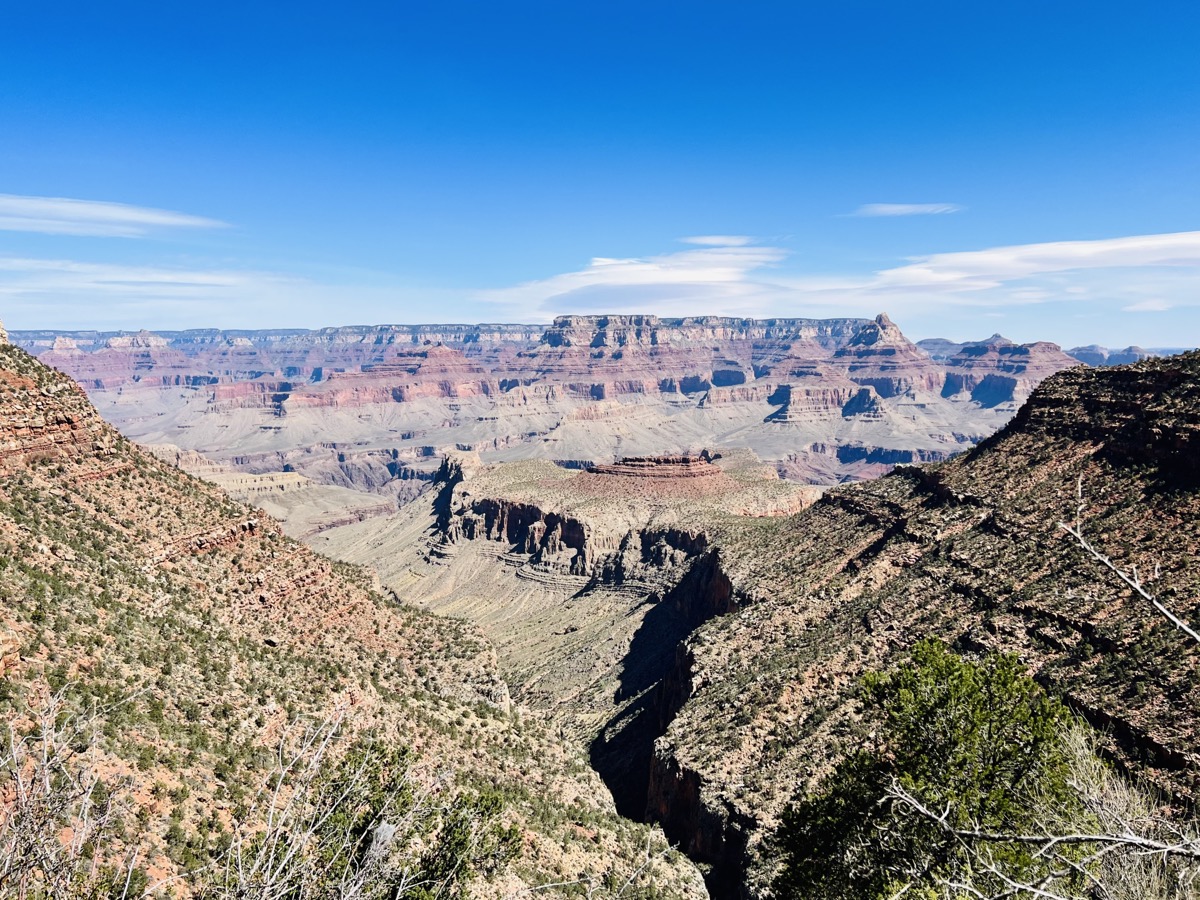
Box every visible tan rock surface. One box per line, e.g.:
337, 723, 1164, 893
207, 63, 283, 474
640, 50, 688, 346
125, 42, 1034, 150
321, 352, 1200, 897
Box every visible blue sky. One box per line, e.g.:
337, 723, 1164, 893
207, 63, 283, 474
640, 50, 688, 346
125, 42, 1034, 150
2, 1, 1199, 347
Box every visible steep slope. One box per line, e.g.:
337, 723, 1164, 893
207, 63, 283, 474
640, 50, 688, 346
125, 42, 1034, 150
146, 443, 397, 538
0, 338, 706, 897
644, 352, 1200, 895
315, 451, 819, 821
941, 335, 1078, 407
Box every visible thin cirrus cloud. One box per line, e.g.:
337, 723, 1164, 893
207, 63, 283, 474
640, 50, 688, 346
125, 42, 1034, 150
680, 235, 755, 246
0, 256, 296, 328
478, 239, 789, 319
0, 255, 459, 330
1122, 299, 1172, 313
873, 230, 1200, 292
7, 229, 1200, 335
0, 193, 228, 237
850, 203, 964, 217
479, 230, 1200, 323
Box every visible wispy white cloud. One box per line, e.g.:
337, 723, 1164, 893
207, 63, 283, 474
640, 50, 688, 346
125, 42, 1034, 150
478, 243, 788, 319
0, 193, 228, 237
680, 235, 754, 246
1123, 299, 1172, 312
0, 257, 295, 328
874, 231, 1200, 291
0, 255, 465, 330
0, 257, 280, 296
9, 229, 1200, 344
476, 230, 1200, 342
850, 203, 963, 217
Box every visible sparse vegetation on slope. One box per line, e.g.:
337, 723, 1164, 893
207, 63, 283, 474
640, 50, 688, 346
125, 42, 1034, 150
0, 343, 706, 898
314, 352, 1200, 898
644, 352, 1200, 895
773, 640, 1082, 899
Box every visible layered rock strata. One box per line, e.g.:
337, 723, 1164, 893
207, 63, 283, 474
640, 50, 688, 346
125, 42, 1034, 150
0, 341, 709, 897
13, 313, 1083, 518
587, 454, 722, 478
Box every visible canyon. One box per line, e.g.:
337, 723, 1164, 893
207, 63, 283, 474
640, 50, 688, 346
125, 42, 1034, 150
13, 316, 1081, 469
7, 312, 1199, 897
0, 332, 709, 896
11, 313, 1096, 535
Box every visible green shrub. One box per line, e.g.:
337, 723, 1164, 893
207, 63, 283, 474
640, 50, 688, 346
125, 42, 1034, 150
773, 639, 1080, 900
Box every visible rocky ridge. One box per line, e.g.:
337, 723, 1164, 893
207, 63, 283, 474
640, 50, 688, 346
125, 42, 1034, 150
645, 352, 1200, 895
919, 334, 1192, 367
146, 444, 397, 538
315, 449, 819, 827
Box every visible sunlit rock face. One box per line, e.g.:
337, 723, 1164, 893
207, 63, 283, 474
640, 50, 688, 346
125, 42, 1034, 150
12, 314, 1079, 495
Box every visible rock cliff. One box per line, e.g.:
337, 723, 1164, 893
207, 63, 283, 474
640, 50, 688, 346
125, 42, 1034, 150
12, 314, 1083, 497
319, 351, 1200, 898
942, 336, 1078, 406
641, 352, 1200, 895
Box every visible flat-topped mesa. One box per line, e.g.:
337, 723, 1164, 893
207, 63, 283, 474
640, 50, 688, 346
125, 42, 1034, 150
50, 336, 81, 353
587, 453, 722, 478
103, 330, 172, 350
540, 314, 874, 350
942, 337, 1078, 407
13, 315, 1101, 488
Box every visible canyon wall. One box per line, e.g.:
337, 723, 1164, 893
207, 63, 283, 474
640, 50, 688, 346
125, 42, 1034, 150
0, 337, 712, 897
12, 315, 1083, 499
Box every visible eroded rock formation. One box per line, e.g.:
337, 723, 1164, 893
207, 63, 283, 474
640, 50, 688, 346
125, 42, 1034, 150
0, 340, 710, 897
12, 314, 1087, 497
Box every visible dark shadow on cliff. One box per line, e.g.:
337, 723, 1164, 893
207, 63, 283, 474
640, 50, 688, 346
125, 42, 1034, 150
589, 551, 736, 818
589, 687, 662, 818
431, 458, 464, 533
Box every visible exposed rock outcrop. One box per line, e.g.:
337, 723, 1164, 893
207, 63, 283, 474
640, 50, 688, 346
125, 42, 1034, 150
0, 620, 19, 677
833, 313, 946, 398
587, 454, 722, 478
635, 352, 1200, 896
0, 354, 118, 470
942, 337, 1078, 407
322, 351, 1200, 898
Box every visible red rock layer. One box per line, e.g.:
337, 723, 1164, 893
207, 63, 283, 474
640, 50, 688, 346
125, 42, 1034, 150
17, 315, 1079, 421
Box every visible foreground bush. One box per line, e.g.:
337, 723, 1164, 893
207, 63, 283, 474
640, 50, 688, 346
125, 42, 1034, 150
773, 639, 1199, 900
